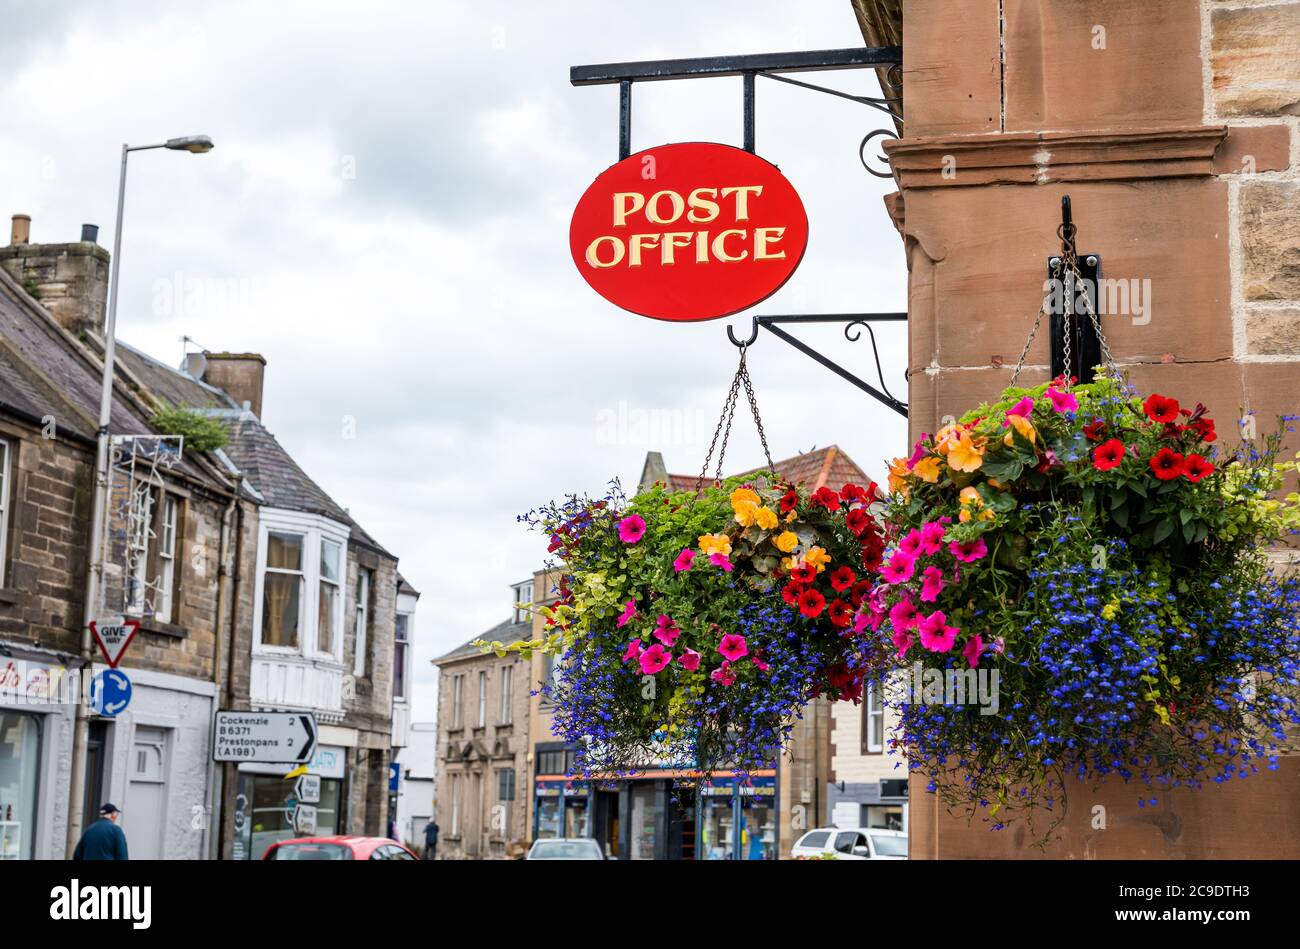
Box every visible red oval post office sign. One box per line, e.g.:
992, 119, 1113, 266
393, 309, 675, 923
569, 142, 809, 322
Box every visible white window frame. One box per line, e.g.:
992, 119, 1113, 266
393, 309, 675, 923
316, 537, 343, 660
451, 675, 464, 729
499, 664, 513, 725
477, 670, 487, 728
156, 495, 179, 623
393, 610, 411, 700
512, 579, 533, 625
353, 567, 371, 677
0, 439, 11, 586
449, 774, 461, 836
125, 483, 156, 616
865, 680, 884, 754
252, 508, 350, 663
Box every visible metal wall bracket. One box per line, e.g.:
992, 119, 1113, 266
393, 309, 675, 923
1047, 198, 1101, 382
726, 313, 908, 418
570, 46, 903, 163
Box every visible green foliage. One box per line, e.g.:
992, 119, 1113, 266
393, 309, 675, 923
149, 405, 229, 454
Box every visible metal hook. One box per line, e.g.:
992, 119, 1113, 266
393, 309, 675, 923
727, 317, 759, 347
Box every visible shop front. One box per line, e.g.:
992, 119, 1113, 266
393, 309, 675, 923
698, 772, 778, 860
235, 743, 347, 859
0, 650, 76, 860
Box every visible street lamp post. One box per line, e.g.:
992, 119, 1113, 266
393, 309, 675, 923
65, 135, 214, 858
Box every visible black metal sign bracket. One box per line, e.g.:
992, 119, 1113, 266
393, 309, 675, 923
726, 313, 908, 418
1047, 196, 1102, 383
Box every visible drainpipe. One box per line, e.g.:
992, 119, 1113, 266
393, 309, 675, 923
217, 497, 247, 858
205, 485, 239, 860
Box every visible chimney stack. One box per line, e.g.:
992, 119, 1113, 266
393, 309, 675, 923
0, 215, 110, 336
10, 214, 30, 246
200, 352, 267, 419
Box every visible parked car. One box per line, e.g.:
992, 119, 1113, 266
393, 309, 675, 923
790, 827, 908, 860
262, 836, 419, 860
525, 837, 606, 860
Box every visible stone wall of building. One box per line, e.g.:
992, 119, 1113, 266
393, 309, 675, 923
888, 0, 1300, 858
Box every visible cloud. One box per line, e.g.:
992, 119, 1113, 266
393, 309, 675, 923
0, 0, 909, 721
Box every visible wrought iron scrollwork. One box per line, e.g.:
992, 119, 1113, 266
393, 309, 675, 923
859, 127, 899, 179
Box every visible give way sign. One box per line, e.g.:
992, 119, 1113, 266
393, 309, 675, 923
89, 618, 141, 668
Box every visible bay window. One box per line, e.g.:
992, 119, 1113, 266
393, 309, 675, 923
318, 539, 342, 656
261, 531, 304, 648
254, 511, 349, 661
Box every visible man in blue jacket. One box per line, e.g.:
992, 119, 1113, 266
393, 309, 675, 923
72, 803, 129, 860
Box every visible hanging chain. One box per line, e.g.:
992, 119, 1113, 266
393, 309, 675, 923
694, 345, 777, 495
1010, 216, 1123, 388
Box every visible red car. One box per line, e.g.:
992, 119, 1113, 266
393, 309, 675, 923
262, 836, 419, 860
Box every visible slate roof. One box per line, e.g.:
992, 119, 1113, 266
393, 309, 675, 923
0, 267, 223, 487
434, 617, 531, 665
114, 340, 237, 411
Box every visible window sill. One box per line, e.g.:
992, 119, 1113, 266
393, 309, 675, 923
138, 618, 187, 639
0, 587, 32, 607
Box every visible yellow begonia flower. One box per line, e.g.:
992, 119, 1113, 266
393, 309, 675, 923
804, 546, 831, 573
912, 456, 941, 483
733, 499, 760, 527
698, 533, 732, 557
934, 423, 962, 455
887, 457, 911, 494
947, 432, 987, 473
958, 486, 994, 523
731, 487, 760, 507
755, 506, 779, 530
775, 530, 799, 553
1003, 414, 1037, 448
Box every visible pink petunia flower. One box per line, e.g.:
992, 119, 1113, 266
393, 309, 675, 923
710, 661, 737, 686
948, 538, 988, 563
653, 614, 681, 646
898, 530, 924, 558
880, 551, 917, 584
709, 553, 734, 573
718, 634, 748, 662
919, 521, 947, 555
918, 610, 959, 653
678, 647, 701, 671
906, 436, 930, 470
992, 636, 1005, 655
889, 597, 919, 631
751, 652, 770, 672
919, 565, 946, 603
1007, 396, 1035, 418
962, 634, 985, 669
615, 599, 638, 628
617, 514, 647, 544
639, 643, 672, 675
892, 628, 915, 659
622, 639, 643, 663
673, 548, 696, 573
1045, 388, 1078, 413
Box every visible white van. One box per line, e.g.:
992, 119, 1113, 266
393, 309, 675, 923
790, 827, 908, 860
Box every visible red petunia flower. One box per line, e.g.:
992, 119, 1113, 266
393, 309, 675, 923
861, 541, 884, 572
829, 565, 856, 592
846, 507, 873, 536
1092, 438, 1126, 471
797, 587, 826, 619
1191, 417, 1217, 443
1183, 453, 1214, 482
840, 483, 868, 503
1082, 419, 1107, 442
828, 599, 853, 629
778, 488, 799, 514
781, 582, 806, 606
791, 563, 818, 584
1149, 447, 1185, 480
850, 579, 873, 607
811, 486, 841, 511
1144, 393, 1180, 424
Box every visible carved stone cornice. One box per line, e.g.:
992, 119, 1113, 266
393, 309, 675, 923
884, 125, 1229, 189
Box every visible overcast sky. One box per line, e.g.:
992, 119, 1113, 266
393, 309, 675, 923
1, 0, 907, 721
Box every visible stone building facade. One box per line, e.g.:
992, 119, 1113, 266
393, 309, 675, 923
431, 600, 533, 859
869, 0, 1300, 857
0, 216, 410, 859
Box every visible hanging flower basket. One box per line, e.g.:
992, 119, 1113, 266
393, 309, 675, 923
488, 473, 891, 775
874, 371, 1300, 833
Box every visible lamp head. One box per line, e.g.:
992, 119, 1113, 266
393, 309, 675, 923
164, 135, 214, 154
